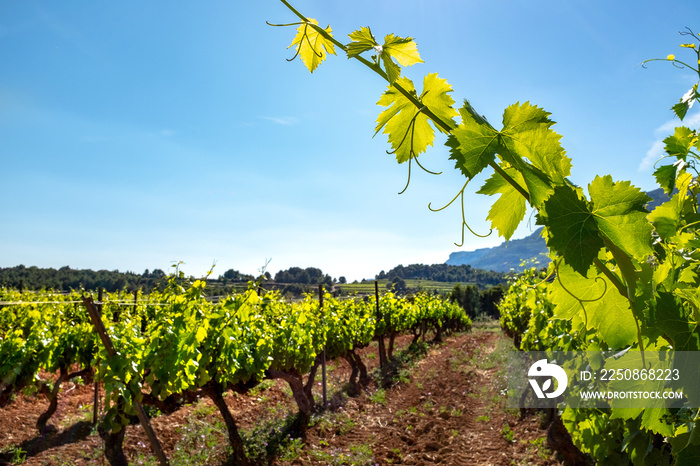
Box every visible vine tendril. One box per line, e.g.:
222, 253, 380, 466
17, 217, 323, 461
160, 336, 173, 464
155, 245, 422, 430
552, 259, 609, 329
398, 158, 411, 195
428, 181, 468, 212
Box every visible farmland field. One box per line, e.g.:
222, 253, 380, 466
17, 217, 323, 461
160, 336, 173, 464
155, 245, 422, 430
0, 322, 559, 465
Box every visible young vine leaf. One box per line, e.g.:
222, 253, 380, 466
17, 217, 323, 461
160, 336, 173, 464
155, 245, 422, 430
347, 27, 377, 58
672, 84, 698, 120
447, 101, 499, 180
380, 34, 423, 84
375, 73, 457, 163
499, 102, 571, 185
664, 126, 698, 161
288, 19, 336, 73
476, 167, 527, 240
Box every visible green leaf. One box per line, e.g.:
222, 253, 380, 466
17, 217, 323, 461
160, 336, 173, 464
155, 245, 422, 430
520, 165, 555, 209
382, 34, 422, 67
288, 19, 337, 73
420, 73, 458, 133
648, 172, 694, 240
549, 261, 637, 348
664, 126, 698, 161
477, 167, 527, 240
648, 292, 700, 351
448, 101, 500, 179
653, 163, 680, 195
382, 55, 401, 85
672, 84, 698, 121
538, 185, 603, 275
674, 444, 700, 466
500, 102, 571, 184
347, 26, 377, 58
375, 74, 456, 163
588, 175, 653, 261
195, 327, 207, 344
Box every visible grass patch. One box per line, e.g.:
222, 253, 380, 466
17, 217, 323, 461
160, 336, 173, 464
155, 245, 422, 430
310, 443, 376, 465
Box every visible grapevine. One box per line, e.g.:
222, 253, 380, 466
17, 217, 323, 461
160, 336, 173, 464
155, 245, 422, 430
0, 270, 470, 465
272, 2, 700, 464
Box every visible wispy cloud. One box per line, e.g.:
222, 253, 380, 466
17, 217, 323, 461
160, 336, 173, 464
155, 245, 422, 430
260, 116, 299, 126
638, 111, 700, 172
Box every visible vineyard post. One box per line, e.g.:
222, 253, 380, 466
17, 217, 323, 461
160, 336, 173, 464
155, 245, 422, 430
19, 279, 22, 295
82, 296, 170, 466
132, 290, 138, 319
318, 284, 327, 407
375, 280, 386, 368
94, 287, 103, 426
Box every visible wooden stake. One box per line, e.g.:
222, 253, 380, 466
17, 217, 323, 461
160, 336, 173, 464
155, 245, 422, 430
319, 284, 327, 408
375, 280, 386, 369
83, 296, 170, 466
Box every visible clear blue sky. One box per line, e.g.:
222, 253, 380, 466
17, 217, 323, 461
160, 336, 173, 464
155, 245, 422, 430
1, 1, 698, 281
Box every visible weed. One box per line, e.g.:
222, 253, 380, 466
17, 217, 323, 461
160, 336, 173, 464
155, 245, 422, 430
279, 437, 305, 461
0, 446, 26, 465
310, 411, 355, 437
369, 388, 387, 405
311, 443, 375, 465
242, 412, 302, 462
501, 423, 515, 443
475, 415, 490, 422
249, 379, 275, 397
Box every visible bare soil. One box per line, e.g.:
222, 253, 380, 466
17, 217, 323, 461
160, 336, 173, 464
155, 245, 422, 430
0, 324, 562, 465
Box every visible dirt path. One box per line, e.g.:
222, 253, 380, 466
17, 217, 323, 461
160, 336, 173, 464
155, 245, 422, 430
0, 323, 561, 465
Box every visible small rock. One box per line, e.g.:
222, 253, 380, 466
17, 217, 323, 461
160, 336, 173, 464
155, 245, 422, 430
425, 441, 441, 451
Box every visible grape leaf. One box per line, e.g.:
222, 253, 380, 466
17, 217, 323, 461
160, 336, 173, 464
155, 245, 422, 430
382, 33, 422, 67
664, 126, 698, 161
421, 73, 458, 133
288, 19, 337, 73
588, 175, 653, 262
548, 261, 637, 348
477, 167, 527, 240
672, 84, 698, 120
448, 101, 500, 179
347, 27, 377, 58
648, 292, 700, 351
500, 102, 571, 184
538, 185, 603, 275
376, 74, 457, 163
653, 162, 680, 195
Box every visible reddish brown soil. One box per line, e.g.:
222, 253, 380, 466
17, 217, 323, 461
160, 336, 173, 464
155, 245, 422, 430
0, 326, 562, 465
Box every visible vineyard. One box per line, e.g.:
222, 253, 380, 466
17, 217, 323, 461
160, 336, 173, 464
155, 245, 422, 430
0, 268, 473, 465
3, 1, 700, 465
269, 1, 700, 465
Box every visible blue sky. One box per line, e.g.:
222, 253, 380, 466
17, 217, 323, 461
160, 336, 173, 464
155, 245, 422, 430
1, 1, 698, 282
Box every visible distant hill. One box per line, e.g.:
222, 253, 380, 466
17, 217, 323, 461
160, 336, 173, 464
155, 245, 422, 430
446, 188, 669, 273
446, 228, 549, 273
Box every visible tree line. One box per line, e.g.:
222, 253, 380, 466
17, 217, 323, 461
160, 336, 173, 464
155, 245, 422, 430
376, 263, 506, 286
